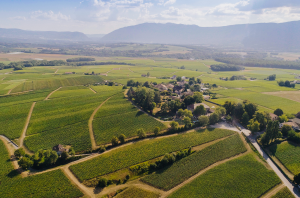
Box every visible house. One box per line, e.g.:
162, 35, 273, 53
53, 144, 67, 155
166, 84, 174, 89
201, 88, 209, 91
269, 113, 278, 121
154, 84, 168, 91
141, 74, 147, 77
294, 80, 300, 84
279, 122, 300, 131
187, 103, 210, 113
181, 76, 188, 80
292, 118, 300, 127
171, 75, 177, 80
203, 95, 210, 100
64, 72, 73, 74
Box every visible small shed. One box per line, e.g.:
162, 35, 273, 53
53, 144, 67, 155
269, 113, 278, 121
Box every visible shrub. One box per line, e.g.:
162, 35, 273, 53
99, 146, 106, 153
137, 129, 146, 139
119, 134, 126, 144
154, 127, 160, 136
18, 157, 33, 170
14, 148, 25, 159
111, 136, 119, 146
198, 116, 209, 127
281, 125, 292, 137
98, 178, 108, 188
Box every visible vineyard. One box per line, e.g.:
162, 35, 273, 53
93, 92, 166, 145
49, 86, 94, 99
268, 141, 300, 175
271, 187, 295, 198
70, 128, 236, 181
168, 154, 281, 198
0, 103, 32, 139
11, 75, 103, 93
142, 134, 247, 190
0, 170, 83, 198
115, 187, 160, 198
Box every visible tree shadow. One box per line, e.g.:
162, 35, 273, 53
7, 169, 20, 178
268, 144, 278, 156
93, 187, 103, 194
136, 111, 144, 117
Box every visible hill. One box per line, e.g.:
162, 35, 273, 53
101, 21, 300, 50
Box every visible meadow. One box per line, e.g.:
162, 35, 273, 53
70, 128, 236, 182
142, 134, 246, 190
115, 187, 160, 198
168, 154, 281, 198
271, 187, 295, 198
268, 141, 300, 175
0, 170, 83, 198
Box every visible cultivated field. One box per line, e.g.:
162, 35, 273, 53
70, 128, 236, 182
271, 187, 295, 198
269, 141, 300, 175
168, 154, 281, 198
115, 187, 160, 198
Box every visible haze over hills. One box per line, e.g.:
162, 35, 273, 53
101, 21, 300, 50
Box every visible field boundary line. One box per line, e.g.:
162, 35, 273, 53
261, 184, 285, 198
54, 69, 59, 74
20, 102, 36, 150
89, 87, 97, 94
1, 77, 6, 81
6, 89, 12, 95
89, 97, 112, 150
44, 87, 62, 100
62, 166, 95, 198
160, 151, 249, 198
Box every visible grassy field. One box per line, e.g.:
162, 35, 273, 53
142, 134, 246, 190
93, 93, 166, 145
168, 154, 281, 198
0, 170, 83, 198
70, 128, 236, 181
271, 187, 295, 198
115, 187, 160, 198
268, 141, 300, 175
0, 103, 32, 139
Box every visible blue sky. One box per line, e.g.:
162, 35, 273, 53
1, 0, 300, 34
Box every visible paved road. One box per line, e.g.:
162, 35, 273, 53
234, 122, 300, 198
0, 135, 19, 149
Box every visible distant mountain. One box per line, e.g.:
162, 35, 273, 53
0, 28, 88, 42
101, 21, 300, 50
86, 34, 106, 38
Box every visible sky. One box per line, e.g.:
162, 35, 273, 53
1, 0, 300, 34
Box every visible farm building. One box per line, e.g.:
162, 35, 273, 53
187, 103, 210, 113
203, 95, 210, 100
171, 75, 177, 80
154, 84, 168, 91
279, 122, 300, 131
292, 118, 300, 127
53, 144, 68, 155
141, 74, 147, 77
269, 113, 278, 121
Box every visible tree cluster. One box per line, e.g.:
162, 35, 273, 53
66, 57, 95, 62
278, 80, 296, 88
210, 64, 244, 71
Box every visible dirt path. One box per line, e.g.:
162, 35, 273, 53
89, 97, 112, 150
1, 77, 6, 81
62, 166, 95, 198
261, 184, 285, 198
89, 87, 97, 94
6, 89, 12, 95
19, 102, 36, 151
54, 69, 59, 74
44, 87, 62, 100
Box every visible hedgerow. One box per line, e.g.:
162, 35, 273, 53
142, 134, 246, 190
70, 128, 236, 181
168, 154, 281, 198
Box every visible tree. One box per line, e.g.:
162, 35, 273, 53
98, 178, 108, 188
278, 114, 289, 123
241, 112, 250, 125
119, 134, 126, 143
193, 92, 204, 103
177, 109, 185, 118
176, 76, 182, 82
183, 109, 193, 118
170, 121, 179, 130
209, 112, 220, 125
61, 151, 69, 161
234, 103, 245, 118
183, 117, 192, 127
143, 81, 150, 88
154, 127, 160, 136
285, 80, 291, 87
69, 147, 75, 156
216, 107, 226, 117
149, 102, 156, 114
137, 129, 146, 139
14, 148, 25, 159
111, 136, 119, 146
281, 125, 293, 136
274, 108, 284, 116
127, 80, 135, 86
226, 115, 232, 122
197, 78, 201, 84
261, 121, 280, 145
247, 119, 260, 134
253, 112, 269, 131
193, 105, 206, 117
224, 101, 236, 116
48, 151, 58, 165
198, 116, 209, 126
243, 101, 257, 118
183, 96, 195, 106
154, 91, 161, 103
267, 74, 276, 81
161, 103, 169, 113
147, 72, 150, 77
296, 111, 300, 119
18, 157, 33, 170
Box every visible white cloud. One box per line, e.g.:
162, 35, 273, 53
10, 16, 26, 21
30, 11, 70, 21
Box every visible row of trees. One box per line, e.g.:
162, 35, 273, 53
210, 64, 244, 71
15, 147, 75, 170
278, 80, 296, 88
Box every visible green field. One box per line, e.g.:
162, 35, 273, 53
271, 187, 295, 198
70, 128, 236, 181
269, 141, 300, 175
49, 85, 94, 99
142, 134, 246, 190
115, 187, 160, 198
0, 170, 83, 198
168, 154, 281, 198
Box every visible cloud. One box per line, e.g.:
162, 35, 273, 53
158, 0, 176, 6
10, 16, 26, 21
30, 11, 70, 21
238, 0, 300, 11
